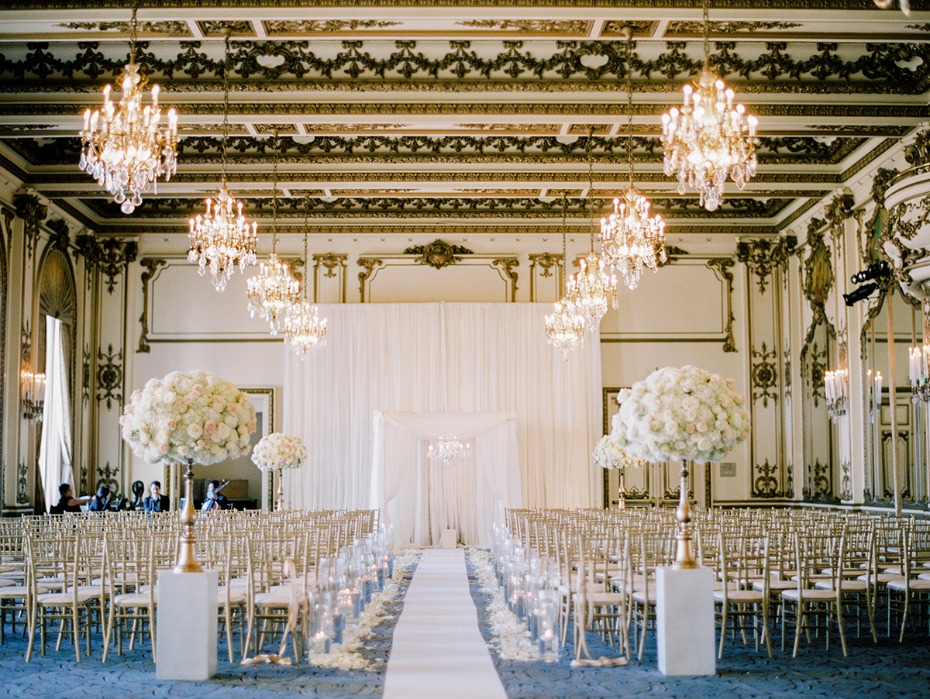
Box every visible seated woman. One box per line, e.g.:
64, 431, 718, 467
201, 480, 229, 512
87, 485, 113, 513
50, 483, 90, 514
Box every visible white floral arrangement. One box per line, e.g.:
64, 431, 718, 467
120, 370, 256, 465
611, 365, 750, 464
592, 434, 645, 471
251, 432, 307, 472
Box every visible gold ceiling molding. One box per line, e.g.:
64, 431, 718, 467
404, 239, 473, 268
264, 20, 401, 35
665, 21, 803, 34
456, 19, 590, 34
57, 20, 192, 36
6, 102, 925, 121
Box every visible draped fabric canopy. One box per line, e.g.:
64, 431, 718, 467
283, 303, 602, 521
371, 411, 521, 547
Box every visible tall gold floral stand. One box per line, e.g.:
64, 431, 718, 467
156, 460, 218, 680
655, 459, 714, 676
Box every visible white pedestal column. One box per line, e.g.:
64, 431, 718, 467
656, 566, 715, 676
156, 570, 218, 681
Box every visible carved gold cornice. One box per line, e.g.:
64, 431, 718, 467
14, 193, 46, 259
706, 258, 737, 353
75, 235, 138, 294
137, 258, 166, 353
737, 237, 796, 295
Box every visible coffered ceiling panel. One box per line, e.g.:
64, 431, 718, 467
0, 0, 926, 248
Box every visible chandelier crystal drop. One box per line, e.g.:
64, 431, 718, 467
188, 185, 258, 292
187, 30, 257, 291
565, 252, 618, 328
79, 7, 178, 214
246, 133, 299, 334
428, 436, 471, 467
660, 0, 758, 212
600, 188, 667, 290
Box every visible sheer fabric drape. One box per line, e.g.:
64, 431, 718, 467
39, 316, 73, 511
283, 303, 602, 519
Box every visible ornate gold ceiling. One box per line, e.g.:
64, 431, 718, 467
0, 1, 927, 245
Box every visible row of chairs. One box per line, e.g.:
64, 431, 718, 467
0, 508, 378, 664
504, 506, 930, 662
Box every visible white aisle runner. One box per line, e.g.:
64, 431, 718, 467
383, 549, 507, 699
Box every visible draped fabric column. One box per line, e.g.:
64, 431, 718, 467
284, 302, 602, 515
39, 316, 73, 510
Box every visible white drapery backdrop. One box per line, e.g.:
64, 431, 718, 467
371, 411, 521, 547
283, 303, 602, 519
39, 316, 73, 511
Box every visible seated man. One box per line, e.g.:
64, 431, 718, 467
143, 480, 170, 513
50, 482, 90, 514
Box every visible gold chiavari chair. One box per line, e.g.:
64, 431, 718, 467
781, 530, 847, 657
714, 531, 772, 658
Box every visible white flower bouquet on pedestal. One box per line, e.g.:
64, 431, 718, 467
610, 365, 749, 567
120, 369, 256, 465
610, 365, 749, 465
593, 434, 644, 471
252, 433, 307, 510
120, 369, 256, 572
251, 433, 307, 472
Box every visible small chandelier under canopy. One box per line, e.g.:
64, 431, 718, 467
545, 194, 587, 356
188, 30, 257, 292
600, 29, 667, 290
246, 132, 299, 334
564, 154, 618, 329
428, 436, 471, 467
284, 200, 327, 358
79, 6, 178, 214
660, 0, 758, 212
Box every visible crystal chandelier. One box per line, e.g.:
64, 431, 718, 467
545, 194, 586, 356
545, 298, 587, 357
246, 132, 299, 334
428, 436, 471, 466
565, 252, 618, 328
600, 29, 667, 290
188, 31, 257, 292
79, 6, 178, 214
284, 201, 327, 358
660, 0, 759, 212
564, 156, 618, 329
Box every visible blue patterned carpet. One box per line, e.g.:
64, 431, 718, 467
0, 554, 927, 698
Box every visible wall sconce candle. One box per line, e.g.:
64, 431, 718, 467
824, 368, 848, 420
21, 369, 46, 421
909, 344, 930, 403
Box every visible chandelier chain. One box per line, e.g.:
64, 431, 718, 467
600, 29, 667, 291
271, 129, 279, 251
221, 30, 231, 185
187, 29, 257, 292
703, 0, 711, 68
625, 28, 634, 189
